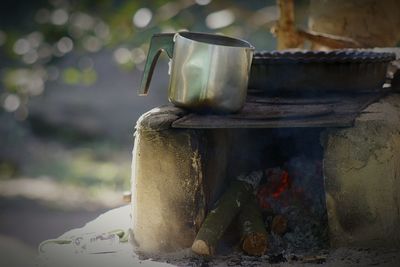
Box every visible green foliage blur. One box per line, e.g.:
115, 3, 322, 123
0, 0, 282, 195
0, 0, 279, 120
0, 0, 313, 200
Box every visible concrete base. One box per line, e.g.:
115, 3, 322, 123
131, 107, 281, 254
131, 94, 400, 253
131, 106, 205, 253
322, 94, 400, 247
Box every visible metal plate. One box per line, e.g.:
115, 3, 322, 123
172, 93, 384, 129
229, 103, 333, 120
246, 96, 340, 105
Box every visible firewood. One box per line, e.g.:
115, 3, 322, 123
191, 179, 257, 256
239, 198, 268, 256
271, 214, 288, 235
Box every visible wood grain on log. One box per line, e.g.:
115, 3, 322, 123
191, 180, 254, 256
239, 198, 269, 256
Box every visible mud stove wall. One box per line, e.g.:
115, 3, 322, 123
131, 94, 400, 254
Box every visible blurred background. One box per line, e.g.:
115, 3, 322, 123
0, 0, 306, 263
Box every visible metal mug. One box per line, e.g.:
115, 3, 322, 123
138, 32, 254, 113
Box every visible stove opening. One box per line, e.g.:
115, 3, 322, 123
218, 128, 329, 255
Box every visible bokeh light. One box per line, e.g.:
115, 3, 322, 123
206, 9, 235, 29
27, 75, 45, 95
3, 94, 21, 112
51, 8, 69, 25
131, 48, 146, 64
133, 8, 152, 28
57, 37, 74, 54
196, 0, 212, 6
13, 39, 31, 55
157, 2, 180, 21
22, 50, 39, 64
27, 32, 43, 48
113, 47, 131, 65
70, 12, 95, 30
94, 22, 110, 41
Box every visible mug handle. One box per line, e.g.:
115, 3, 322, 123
138, 33, 175, 95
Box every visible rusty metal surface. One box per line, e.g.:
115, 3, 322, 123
172, 93, 384, 129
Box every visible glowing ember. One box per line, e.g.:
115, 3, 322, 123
257, 168, 292, 210
272, 170, 290, 199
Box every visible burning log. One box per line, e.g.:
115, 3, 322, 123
191, 172, 262, 256
239, 198, 269, 256
257, 168, 291, 211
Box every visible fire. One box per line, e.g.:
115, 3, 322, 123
257, 169, 292, 210
272, 170, 290, 199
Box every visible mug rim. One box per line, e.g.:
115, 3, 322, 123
178, 31, 254, 49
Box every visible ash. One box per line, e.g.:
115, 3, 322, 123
258, 155, 329, 256
268, 205, 328, 254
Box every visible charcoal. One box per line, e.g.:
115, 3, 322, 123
268, 253, 287, 264
257, 156, 329, 254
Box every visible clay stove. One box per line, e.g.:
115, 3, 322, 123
131, 92, 400, 258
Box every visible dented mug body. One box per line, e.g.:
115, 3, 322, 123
139, 32, 254, 113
